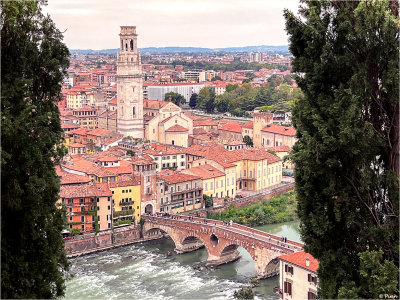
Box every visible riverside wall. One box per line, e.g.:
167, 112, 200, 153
64, 225, 162, 257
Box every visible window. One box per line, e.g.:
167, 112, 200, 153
108, 205, 110, 210
170, 187, 174, 193
69, 216, 73, 221
285, 264, 294, 275
308, 274, 317, 284
181, 162, 184, 166
81, 216, 84, 222
181, 155, 184, 158
284, 281, 292, 296
205, 183, 208, 191
97, 206, 100, 211
186, 183, 189, 190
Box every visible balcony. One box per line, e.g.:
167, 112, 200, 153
171, 187, 202, 196
114, 209, 134, 217
237, 176, 256, 181
119, 200, 134, 206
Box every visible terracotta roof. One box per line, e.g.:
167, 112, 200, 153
219, 121, 242, 133
267, 146, 291, 152
225, 141, 246, 146
60, 182, 112, 198
242, 121, 253, 129
161, 173, 201, 184
56, 166, 91, 185
109, 177, 140, 188
278, 251, 319, 273
95, 156, 119, 162
143, 99, 169, 109
88, 128, 112, 137
69, 127, 91, 136
61, 123, 80, 130
193, 120, 218, 127
193, 128, 207, 135
261, 124, 296, 136
185, 164, 225, 179
165, 124, 188, 132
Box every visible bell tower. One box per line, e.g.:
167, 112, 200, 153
116, 26, 144, 138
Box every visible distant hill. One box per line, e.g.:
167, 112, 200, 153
70, 45, 289, 55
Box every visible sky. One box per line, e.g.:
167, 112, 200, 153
43, 0, 301, 50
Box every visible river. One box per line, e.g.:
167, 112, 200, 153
65, 220, 301, 300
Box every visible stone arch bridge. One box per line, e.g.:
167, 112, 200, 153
142, 214, 303, 278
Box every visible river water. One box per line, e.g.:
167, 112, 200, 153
65, 220, 301, 300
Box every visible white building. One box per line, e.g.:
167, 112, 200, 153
278, 251, 319, 300
143, 83, 205, 102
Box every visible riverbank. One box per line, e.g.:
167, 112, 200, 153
207, 190, 297, 227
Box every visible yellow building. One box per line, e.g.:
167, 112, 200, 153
182, 164, 229, 199
66, 91, 95, 109
109, 177, 141, 225
233, 148, 282, 191
252, 112, 273, 148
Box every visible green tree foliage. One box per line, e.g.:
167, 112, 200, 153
243, 135, 253, 147
1, 0, 70, 298
164, 91, 185, 106
214, 82, 301, 116
204, 194, 213, 208
211, 76, 222, 81
189, 92, 198, 108
197, 87, 216, 113
338, 249, 398, 299
284, 1, 399, 298
234, 286, 254, 300
208, 191, 297, 226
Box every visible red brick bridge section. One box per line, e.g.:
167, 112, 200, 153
142, 214, 303, 278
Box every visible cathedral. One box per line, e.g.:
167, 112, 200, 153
116, 26, 144, 138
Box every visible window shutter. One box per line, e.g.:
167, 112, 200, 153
308, 274, 311, 282
288, 282, 292, 295
285, 264, 288, 272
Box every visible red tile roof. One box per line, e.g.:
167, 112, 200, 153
165, 124, 188, 132
143, 99, 169, 109
193, 120, 218, 127
160, 173, 201, 184
219, 121, 242, 133
278, 251, 319, 273
261, 124, 296, 136
88, 128, 112, 137
60, 182, 112, 198
185, 164, 225, 179
242, 121, 253, 129
193, 128, 207, 135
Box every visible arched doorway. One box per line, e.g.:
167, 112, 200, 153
144, 203, 153, 214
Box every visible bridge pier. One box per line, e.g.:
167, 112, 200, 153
206, 249, 241, 267
174, 241, 204, 254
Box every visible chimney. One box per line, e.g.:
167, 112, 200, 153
306, 257, 310, 267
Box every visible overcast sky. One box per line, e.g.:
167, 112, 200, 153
43, 0, 301, 50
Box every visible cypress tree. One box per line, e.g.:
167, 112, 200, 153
284, 1, 399, 298
1, 0, 70, 298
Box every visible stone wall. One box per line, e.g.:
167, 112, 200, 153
64, 225, 150, 257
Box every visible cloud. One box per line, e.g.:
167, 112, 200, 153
44, 0, 300, 49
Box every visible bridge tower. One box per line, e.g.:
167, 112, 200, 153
116, 26, 144, 138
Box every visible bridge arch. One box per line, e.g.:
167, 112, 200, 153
142, 223, 208, 255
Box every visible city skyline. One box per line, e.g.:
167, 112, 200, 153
43, 0, 300, 50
